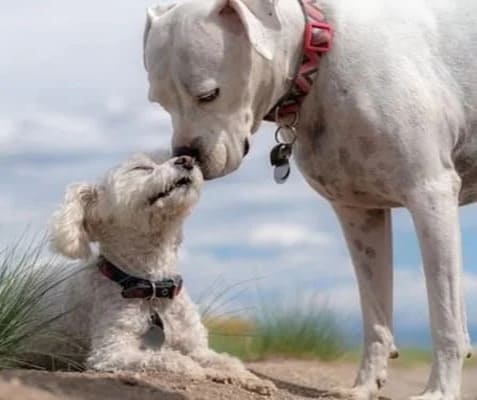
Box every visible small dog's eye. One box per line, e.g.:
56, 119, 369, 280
198, 88, 220, 104
130, 166, 154, 173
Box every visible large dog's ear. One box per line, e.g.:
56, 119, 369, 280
143, 4, 176, 69
220, 0, 281, 60
49, 184, 99, 260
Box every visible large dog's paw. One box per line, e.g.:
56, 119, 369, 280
322, 386, 379, 400
409, 392, 459, 400
205, 369, 275, 396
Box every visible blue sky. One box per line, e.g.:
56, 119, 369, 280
1, 0, 476, 346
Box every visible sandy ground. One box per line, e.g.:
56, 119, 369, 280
0, 361, 475, 400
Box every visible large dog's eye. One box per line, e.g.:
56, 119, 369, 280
198, 88, 220, 104
130, 166, 154, 173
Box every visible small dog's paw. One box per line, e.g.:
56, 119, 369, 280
238, 376, 275, 396
206, 370, 275, 396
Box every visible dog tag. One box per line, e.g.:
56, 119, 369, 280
140, 313, 165, 350
270, 144, 292, 167
270, 144, 292, 184
274, 163, 291, 184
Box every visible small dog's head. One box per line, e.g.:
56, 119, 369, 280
50, 152, 202, 260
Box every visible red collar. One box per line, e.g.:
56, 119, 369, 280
265, 0, 334, 122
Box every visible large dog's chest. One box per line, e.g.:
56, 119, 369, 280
294, 137, 403, 209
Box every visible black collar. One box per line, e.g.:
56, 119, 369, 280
98, 256, 183, 300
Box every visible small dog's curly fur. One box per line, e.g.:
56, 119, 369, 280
49, 151, 273, 394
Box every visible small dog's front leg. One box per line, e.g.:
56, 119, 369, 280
87, 345, 206, 379
87, 300, 207, 378
190, 349, 275, 396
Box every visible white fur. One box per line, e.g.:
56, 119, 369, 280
49, 152, 273, 395
144, 1, 477, 399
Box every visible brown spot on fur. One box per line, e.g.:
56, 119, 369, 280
360, 210, 383, 233
353, 239, 364, 252
365, 247, 377, 259
317, 176, 326, 187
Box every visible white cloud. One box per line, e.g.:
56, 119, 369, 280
0, 104, 171, 159
0, 111, 103, 155
250, 223, 334, 248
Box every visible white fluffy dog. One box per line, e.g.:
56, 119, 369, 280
49, 152, 272, 394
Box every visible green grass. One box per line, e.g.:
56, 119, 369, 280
0, 238, 81, 369
206, 302, 347, 361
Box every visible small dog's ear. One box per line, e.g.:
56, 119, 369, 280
49, 184, 99, 260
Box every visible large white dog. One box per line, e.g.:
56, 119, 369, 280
143, 1, 477, 399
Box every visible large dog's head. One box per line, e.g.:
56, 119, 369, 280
143, 0, 289, 179
50, 153, 202, 260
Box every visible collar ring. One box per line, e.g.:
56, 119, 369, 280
275, 108, 300, 128
150, 281, 157, 300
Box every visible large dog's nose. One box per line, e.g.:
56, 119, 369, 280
174, 155, 195, 170
243, 139, 250, 157
173, 146, 201, 162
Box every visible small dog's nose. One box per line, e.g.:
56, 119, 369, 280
174, 155, 195, 170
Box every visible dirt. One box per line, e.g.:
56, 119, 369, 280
0, 361, 475, 400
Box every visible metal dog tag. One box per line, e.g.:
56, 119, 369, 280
274, 163, 291, 184
140, 313, 165, 350
270, 144, 292, 184
270, 144, 291, 166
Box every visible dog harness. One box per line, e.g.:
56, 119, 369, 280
98, 256, 183, 300
264, 0, 334, 122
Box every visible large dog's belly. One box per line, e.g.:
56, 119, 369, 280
295, 141, 477, 209
295, 116, 477, 209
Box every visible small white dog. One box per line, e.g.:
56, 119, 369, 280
49, 152, 272, 394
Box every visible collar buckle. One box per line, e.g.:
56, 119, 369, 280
304, 21, 333, 53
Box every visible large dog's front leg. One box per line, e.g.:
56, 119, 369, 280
407, 174, 467, 400
332, 206, 396, 400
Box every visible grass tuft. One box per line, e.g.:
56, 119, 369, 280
207, 301, 347, 362
0, 237, 81, 370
